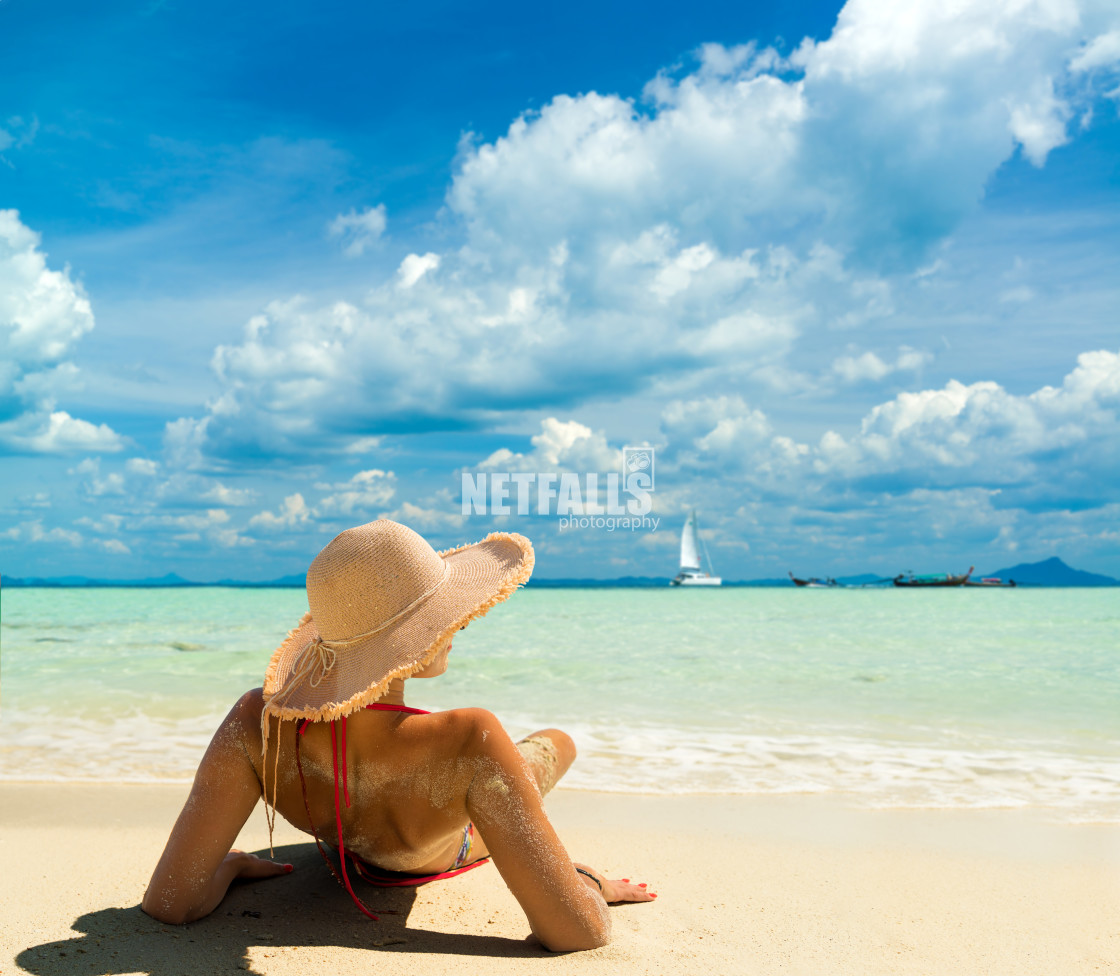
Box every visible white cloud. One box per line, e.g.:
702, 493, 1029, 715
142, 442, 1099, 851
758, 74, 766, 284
76, 513, 124, 533
69, 456, 126, 496
832, 346, 932, 383
249, 492, 312, 530
165, 2, 1118, 472
479, 418, 618, 473
0, 410, 124, 454
328, 204, 387, 257
162, 416, 209, 469
1070, 29, 1120, 72
126, 457, 160, 476
659, 395, 805, 482
3, 519, 83, 547
213, 528, 254, 548
0, 210, 92, 361
813, 348, 1120, 494
377, 500, 464, 532
397, 252, 440, 288
316, 468, 397, 516
0, 211, 124, 454
142, 509, 231, 532
833, 351, 892, 383
1008, 79, 1072, 166
198, 482, 256, 506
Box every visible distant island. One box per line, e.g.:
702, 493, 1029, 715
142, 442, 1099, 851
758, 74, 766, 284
1, 557, 1115, 588
981, 556, 1118, 587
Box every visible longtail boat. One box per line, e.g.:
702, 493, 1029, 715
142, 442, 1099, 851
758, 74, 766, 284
893, 566, 973, 587
789, 572, 839, 588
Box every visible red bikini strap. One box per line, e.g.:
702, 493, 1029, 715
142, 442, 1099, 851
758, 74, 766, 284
294, 718, 384, 921
364, 703, 431, 715
340, 715, 350, 808
294, 722, 353, 898
330, 720, 380, 921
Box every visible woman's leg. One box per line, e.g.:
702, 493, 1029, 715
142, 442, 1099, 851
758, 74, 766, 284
515, 728, 576, 797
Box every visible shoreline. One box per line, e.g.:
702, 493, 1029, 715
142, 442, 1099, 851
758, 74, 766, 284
4, 783, 1118, 974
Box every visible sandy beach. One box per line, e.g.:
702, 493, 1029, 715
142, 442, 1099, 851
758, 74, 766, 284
2, 783, 1117, 976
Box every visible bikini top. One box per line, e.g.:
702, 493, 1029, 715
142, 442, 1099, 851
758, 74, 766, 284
294, 702, 488, 920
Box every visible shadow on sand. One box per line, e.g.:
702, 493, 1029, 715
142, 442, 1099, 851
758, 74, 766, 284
16, 843, 548, 975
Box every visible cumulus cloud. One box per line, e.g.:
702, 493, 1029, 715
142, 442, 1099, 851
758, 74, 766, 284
0, 210, 123, 454
377, 500, 465, 532
831, 346, 931, 384
0, 410, 124, 454
126, 457, 160, 476
249, 492, 313, 530
315, 468, 397, 516
70, 457, 126, 497
648, 348, 1120, 521
3, 519, 83, 547
1069, 29, 1120, 72
397, 252, 440, 288
479, 418, 619, 474
659, 395, 808, 488
328, 204, 387, 257
166, 1, 1120, 465
813, 349, 1120, 503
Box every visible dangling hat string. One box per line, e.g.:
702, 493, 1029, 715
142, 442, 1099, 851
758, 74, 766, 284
260, 562, 451, 854
260, 638, 337, 852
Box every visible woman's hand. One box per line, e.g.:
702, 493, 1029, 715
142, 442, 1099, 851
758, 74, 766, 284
573, 862, 657, 903
226, 849, 293, 881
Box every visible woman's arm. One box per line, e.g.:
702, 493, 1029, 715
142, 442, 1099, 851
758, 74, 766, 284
462, 710, 653, 952
142, 690, 289, 924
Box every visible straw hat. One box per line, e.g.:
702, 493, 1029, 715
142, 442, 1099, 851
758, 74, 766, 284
262, 520, 534, 724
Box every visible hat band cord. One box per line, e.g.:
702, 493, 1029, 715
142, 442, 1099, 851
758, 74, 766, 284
313, 559, 453, 654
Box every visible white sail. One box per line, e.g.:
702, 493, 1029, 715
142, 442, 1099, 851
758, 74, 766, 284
671, 509, 722, 586
679, 510, 701, 570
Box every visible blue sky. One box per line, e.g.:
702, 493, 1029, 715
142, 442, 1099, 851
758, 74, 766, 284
2, 0, 1119, 581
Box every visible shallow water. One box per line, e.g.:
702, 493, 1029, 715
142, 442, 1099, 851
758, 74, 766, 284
2, 586, 1117, 820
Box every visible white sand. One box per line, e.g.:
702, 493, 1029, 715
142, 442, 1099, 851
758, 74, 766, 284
2, 783, 1118, 975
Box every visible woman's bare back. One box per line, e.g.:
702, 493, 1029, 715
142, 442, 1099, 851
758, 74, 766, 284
241, 689, 489, 874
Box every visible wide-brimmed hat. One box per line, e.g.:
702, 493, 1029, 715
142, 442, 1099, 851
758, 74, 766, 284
262, 520, 534, 724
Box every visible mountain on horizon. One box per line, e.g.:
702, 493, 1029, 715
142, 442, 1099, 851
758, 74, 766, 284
982, 556, 1118, 587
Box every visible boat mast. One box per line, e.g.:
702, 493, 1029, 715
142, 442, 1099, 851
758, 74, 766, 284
695, 511, 716, 577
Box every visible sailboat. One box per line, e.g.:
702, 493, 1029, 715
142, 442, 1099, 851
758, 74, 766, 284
670, 509, 722, 586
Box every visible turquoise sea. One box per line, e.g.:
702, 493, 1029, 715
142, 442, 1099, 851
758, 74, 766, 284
2, 586, 1118, 821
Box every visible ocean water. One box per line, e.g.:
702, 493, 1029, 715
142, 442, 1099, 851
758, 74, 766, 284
1, 585, 1118, 821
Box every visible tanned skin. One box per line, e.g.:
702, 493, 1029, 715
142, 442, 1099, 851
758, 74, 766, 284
142, 639, 655, 951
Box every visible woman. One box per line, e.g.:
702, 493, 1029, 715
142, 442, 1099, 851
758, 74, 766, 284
142, 519, 654, 951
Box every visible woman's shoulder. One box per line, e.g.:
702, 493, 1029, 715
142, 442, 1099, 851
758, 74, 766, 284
430, 706, 506, 740
230, 687, 266, 724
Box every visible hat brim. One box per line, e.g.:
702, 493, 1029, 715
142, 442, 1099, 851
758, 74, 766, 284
262, 531, 533, 723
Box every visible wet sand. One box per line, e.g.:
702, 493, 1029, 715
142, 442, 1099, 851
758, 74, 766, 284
2, 782, 1118, 975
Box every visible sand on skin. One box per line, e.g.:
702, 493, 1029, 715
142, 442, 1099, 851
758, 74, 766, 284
2, 783, 1118, 976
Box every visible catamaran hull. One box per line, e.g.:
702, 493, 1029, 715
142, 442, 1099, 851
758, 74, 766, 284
671, 574, 722, 586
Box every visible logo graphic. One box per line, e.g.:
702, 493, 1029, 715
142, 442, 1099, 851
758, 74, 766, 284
622, 445, 654, 507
